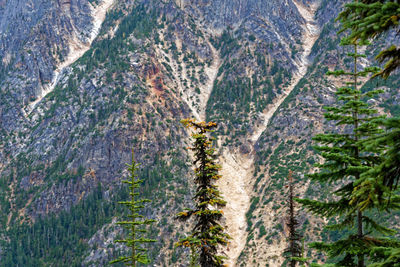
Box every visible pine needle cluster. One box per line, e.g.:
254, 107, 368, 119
338, 0, 400, 78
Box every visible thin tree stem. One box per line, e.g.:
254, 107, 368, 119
354, 43, 364, 267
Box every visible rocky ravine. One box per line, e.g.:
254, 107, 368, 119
218, 1, 320, 265
162, 0, 321, 265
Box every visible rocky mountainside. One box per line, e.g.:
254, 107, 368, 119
0, 0, 399, 266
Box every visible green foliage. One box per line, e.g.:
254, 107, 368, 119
338, 0, 400, 78
369, 244, 400, 267
246, 197, 260, 231
176, 119, 230, 267
290, 238, 312, 267
361, 74, 400, 116
1, 151, 184, 266
354, 117, 400, 210
80, 2, 159, 73
38, 2, 157, 122
110, 150, 156, 266
211, 30, 240, 57
338, 7, 400, 265
298, 40, 388, 266
1, 183, 113, 267
207, 31, 287, 141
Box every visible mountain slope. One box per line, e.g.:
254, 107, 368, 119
0, 0, 399, 266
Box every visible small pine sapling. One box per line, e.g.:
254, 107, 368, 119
110, 149, 156, 266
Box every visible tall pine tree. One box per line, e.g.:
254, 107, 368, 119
338, 2, 400, 265
353, 117, 400, 267
338, 1, 400, 201
176, 119, 230, 267
297, 39, 386, 266
110, 149, 156, 266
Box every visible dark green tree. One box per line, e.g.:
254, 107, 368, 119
110, 149, 156, 266
338, 0, 400, 78
284, 170, 302, 267
176, 119, 230, 267
352, 117, 400, 267
338, 0, 400, 201
338, 3, 400, 265
297, 39, 387, 267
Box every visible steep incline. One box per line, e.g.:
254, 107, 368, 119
27, 0, 115, 113
0, 1, 357, 266
218, 1, 320, 265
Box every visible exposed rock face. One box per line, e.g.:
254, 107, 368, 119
186, 0, 304, 33
1, 0, 399, 266
0, 0, 97, 130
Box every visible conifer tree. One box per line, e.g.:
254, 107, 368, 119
176, 119, 230, 267
338, 3, 400, 265
338, 0, 400, 201
338, 0, 400, 78
297, 39, 386, 267
352, 117, 400, 267
284, 170, 302, 267
110, 149, 155, 266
